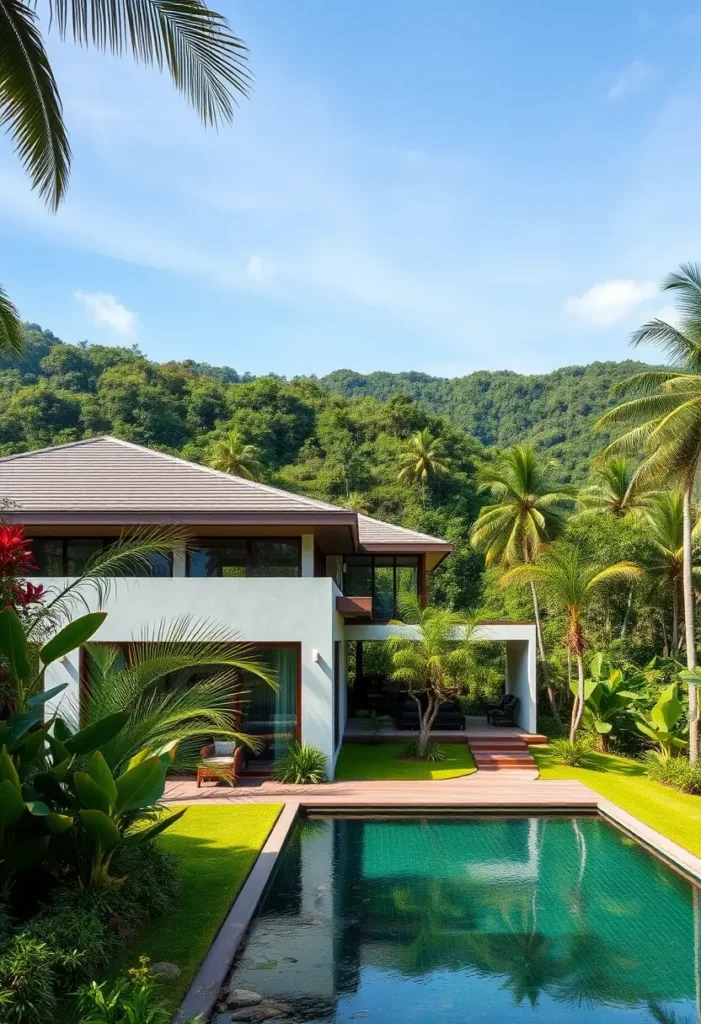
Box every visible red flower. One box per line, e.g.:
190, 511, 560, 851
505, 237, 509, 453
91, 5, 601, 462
0, 525, 37, 577
16, 581, 45, 606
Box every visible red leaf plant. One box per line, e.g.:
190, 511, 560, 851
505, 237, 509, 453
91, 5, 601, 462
0, 524, 44, 610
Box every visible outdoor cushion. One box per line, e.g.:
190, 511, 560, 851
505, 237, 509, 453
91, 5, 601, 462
214, 741, 236, 756
202, 755, 236, 766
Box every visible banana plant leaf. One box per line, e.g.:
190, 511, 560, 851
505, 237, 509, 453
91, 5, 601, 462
40, 613, 107, 667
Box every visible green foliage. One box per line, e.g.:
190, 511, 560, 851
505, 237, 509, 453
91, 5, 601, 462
635, 683, 688, 758
397, 738, 447, 761
641, 751, 701, 794
576, 653, 641, 749
76, 957, 174, 1024
354, 709, 394, 737
549, 735, 595, 766
271, 742, 328, 784
0, 845, 178, 1024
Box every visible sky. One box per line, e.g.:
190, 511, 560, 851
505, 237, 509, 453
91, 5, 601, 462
2, 1, 701, 378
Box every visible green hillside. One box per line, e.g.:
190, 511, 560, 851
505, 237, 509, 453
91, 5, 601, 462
319, 361, 657, 480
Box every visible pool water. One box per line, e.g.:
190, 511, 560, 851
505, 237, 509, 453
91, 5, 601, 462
224, 816, 701, 1023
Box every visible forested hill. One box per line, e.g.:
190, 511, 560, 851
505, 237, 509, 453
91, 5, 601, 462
319, 361, 656, 480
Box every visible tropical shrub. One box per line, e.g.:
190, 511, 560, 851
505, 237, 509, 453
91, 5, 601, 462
642, 751, 701, 794
0, 845, 178, 1024
577, 653, 641, 750
76, 957, 175, 1024
398, 738, 447, 761
272, 742, 328, 784
549, 735, 594, 766
635, 683, 688, 759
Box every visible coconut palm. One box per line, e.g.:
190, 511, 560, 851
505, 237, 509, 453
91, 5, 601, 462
642, 492, 701, 657
207, 429, 262, 480
80, 614, 276, 773
500, 543, 643, 741
397, 428, 453, 497
578, 458, 654, 517
470, 445, 575, 723
595, 262, 701, 760
342, 491, 370, 514
0, 0, 251, 355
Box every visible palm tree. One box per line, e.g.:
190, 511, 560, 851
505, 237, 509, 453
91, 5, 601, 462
642, 492, 701, 657
500, 543, 643, 741
0, 0, 251, 355
385, 603, 473, 757
80, 614, 276, 773
397, 428, 453, 500
578, 457, 654, 517
342, 491, 370, 514
470, 445, 575, 723
595, 262, 701, 761
207, 429, 262, 480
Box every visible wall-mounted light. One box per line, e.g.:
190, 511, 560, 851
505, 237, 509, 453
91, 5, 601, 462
312, 649, 321, 664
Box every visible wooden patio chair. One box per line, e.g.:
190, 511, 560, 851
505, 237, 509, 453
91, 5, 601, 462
196, 742, 245, 788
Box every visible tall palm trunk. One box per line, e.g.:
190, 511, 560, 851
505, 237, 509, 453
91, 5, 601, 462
529, 580, 561, 725
672, 579, 679, 657
683, 486, 698, 763
569, 653, 585, 743
619, 588, 633, 640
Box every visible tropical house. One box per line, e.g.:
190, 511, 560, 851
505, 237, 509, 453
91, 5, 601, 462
0, 436, 536, 773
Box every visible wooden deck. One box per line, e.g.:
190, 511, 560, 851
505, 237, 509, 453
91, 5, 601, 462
163, 773, 597, 811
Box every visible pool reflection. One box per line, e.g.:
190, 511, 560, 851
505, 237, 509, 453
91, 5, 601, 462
224, 816, 700, 1023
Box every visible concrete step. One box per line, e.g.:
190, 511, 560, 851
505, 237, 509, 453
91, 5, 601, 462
469, 741, 528, 750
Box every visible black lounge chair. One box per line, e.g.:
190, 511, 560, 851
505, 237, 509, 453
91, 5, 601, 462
486, 694, 519, 726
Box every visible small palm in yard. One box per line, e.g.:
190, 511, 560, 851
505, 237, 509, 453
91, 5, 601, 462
272, 741, 328, 784
385, 602, 473, 759
471, 445, 575, 724
500, 543, 643, 742
207, 429, 263, 480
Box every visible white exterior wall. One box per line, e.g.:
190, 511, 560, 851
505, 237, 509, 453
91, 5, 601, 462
33, 576, 345, 770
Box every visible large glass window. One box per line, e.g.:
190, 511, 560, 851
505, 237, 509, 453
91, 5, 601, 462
343, 555, 420, 619
29, 537, 172, 577
187, 539, 300, 578
239, 646, 299, 767
187, 540, 247, 578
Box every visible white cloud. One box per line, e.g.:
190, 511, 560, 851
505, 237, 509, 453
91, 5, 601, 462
246, 255, 269, 283
654, 303, 682, 327
74, 290, 139, 336
565, 279, 658, 326
608, 59, 655, 100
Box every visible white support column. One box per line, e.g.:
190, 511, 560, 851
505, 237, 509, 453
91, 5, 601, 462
505, 636, 537, 733
301, 534, 315, 577
172, 544, 187, 578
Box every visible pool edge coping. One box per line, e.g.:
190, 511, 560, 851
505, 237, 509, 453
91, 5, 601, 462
598, 796, 701, 884
174, 801, 300, 1024
174, 794, 701, 1024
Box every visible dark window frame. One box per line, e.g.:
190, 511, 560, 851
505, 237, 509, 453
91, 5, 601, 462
186, 537, 302, 578
343, 555, 420, 620
30, 537, 173, 577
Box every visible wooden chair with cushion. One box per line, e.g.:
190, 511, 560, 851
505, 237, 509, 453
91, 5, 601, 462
197, 741, 245, 788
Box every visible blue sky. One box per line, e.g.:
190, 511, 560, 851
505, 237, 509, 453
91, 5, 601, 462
2, 1, 701, 377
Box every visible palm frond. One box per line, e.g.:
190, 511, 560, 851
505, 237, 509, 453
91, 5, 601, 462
0, 282, 24, 356
0, 0, 71, 209
48, 0, 251, 127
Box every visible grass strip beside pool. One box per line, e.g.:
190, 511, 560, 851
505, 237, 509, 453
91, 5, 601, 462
335, 741, 476, 780
112, 803, 282, 1012
534, 747, 701, 858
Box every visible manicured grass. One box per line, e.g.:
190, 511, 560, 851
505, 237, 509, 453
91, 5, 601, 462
112, 804, 282, 1011
534, 746, 701, 858
334, 741, 477, 780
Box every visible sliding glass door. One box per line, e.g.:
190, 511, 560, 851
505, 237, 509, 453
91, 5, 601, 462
239, 646, 299, 767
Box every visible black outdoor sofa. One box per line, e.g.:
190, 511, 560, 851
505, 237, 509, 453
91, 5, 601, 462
485, 693, 520, 726
395, 695, 465, 731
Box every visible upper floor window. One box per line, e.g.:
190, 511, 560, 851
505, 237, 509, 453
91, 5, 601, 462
186, 538, 300, 578
343, 555, 419, 619
31, 537, 172, 577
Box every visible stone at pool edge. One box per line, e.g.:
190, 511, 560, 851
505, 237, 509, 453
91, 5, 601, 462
226, 988, 263, 1008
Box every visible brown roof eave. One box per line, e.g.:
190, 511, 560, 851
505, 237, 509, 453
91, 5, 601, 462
4, 510, 360, 531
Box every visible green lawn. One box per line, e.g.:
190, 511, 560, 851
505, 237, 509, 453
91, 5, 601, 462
112, 803, 282, 1011
334, 741, 476, 780
534, 746, 701, 858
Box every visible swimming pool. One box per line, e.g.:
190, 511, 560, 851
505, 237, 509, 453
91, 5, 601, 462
222, 815, 701, 1023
